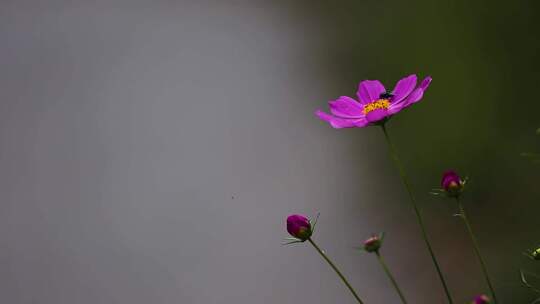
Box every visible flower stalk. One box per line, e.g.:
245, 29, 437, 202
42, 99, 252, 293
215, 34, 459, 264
456, 197, 498, 303
380, 124, 454, 303
362, 233, 407, 303
375, 251, 408, 304
308, 238, 365, 304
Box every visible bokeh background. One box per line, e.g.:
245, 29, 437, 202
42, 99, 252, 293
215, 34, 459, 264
1, 1, 539, 303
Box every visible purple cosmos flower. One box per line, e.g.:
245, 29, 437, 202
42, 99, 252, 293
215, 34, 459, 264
472, 294, 490, 304
316, 74, 432, 128
441, 170, 464, 197
286, 214, 312, 241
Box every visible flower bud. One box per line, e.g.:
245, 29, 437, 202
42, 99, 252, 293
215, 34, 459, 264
286, 214, 312, 241
471, 294, 490, 304
441, 170, 464, 197
363, 235, 382, 253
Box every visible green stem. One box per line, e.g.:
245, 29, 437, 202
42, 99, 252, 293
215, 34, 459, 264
380, 124, 453, 304
308, 238, 365, 304
456, 197, 498, 303
376, 251, 408, 304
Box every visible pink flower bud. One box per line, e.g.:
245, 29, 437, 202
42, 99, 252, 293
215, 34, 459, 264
363, 235, 382, 253
441, 170, 464, 197
286, 214, 312, 241
472, 294, 490, 304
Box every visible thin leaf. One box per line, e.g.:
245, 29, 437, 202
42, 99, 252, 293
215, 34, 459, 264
310, 212, 320, 234
282, 240, 303, 246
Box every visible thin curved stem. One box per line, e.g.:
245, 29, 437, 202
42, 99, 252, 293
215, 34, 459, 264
380, 124, 453, 304
308, 238, 365, 304
376, 252, 408, 304
456, 197, 498, 303
520, 270, 540, 295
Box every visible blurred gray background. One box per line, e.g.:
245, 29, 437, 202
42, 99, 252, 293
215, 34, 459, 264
1, 1, 539, 303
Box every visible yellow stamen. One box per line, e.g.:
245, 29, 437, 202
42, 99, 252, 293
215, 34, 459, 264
363, 99, 390, 115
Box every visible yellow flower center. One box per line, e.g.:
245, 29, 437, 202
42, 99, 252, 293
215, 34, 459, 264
362, 99, 390, 115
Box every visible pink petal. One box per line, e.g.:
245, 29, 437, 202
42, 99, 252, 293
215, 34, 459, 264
402, 87, 424, 107
402, 76, 432, 107
389, 76, 431, 109
387, 102, 405, 115
356, 80, 385, 104
315, 110, 367, 129
329, 96, 364, 118
353, 118, 369, 128
392, 74, 417, 103
420, 76, 432, 91
365, 109, 389, 123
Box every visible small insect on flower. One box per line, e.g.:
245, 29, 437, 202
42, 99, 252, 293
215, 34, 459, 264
283, 213, 319, 245
471, 294, 490, 304
315, 74, 432, 128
